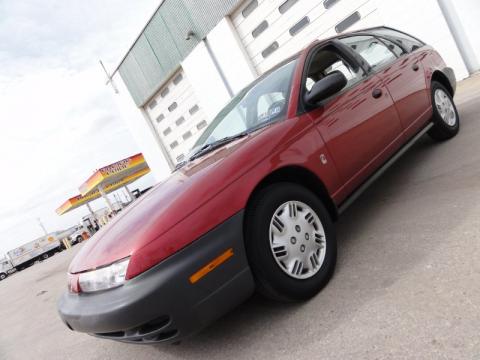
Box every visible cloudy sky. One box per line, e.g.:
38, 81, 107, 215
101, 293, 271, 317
0, 0, 160, 256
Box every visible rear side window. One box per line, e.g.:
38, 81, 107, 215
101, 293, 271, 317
340, 36, 397, 71
379, 37, 405, 57
370, 28, 424, 53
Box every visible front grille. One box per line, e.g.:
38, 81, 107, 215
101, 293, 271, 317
94, 315, 179, 344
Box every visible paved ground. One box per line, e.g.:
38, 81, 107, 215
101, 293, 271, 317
1, 75, 480, 360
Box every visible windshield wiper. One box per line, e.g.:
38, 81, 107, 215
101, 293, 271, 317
189, 131, 249, 161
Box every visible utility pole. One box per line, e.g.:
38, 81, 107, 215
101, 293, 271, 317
37, 218, 48, 236
100, 60, 119, 94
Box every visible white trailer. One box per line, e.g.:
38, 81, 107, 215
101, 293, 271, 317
6, 234, 62, 271
0, 258, 13, 281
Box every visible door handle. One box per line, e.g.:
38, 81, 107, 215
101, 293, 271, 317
372, 88, 383, 99
412, 63, 420, 71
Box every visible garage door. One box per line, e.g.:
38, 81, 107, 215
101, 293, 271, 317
144, 69, 209, 165
232, 0, 382, 74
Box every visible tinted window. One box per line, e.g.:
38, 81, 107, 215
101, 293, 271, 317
289, 17, 310, 36
335, 12, 360, 33
160, 87, 169, 98
323, 0, 340, 9
196, 120, 207, 130
305, 47, 364, 92
262, 42, 279, 59
175, 116, 185, 126
378, 37, 404, 57
156, 114, 165, 123
182, 131, 192, 140
173, 73, 183, 85
148, 99, 157, 110
252, 21, 268, 38
279, 0, 298, 14
189, 105, 199, 115
242, 0, 258, 18
371, 28, 424, 52
340, 36, 397, 70
168, 102, 177, 112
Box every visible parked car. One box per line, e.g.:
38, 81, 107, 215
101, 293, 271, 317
58, 27, 459, 344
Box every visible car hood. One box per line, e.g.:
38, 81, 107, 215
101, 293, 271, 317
68, 134, 257, 274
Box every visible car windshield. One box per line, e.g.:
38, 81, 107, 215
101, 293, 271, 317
190, 59, 298, 157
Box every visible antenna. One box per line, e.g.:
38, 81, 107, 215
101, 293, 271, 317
100, 60, 119, 94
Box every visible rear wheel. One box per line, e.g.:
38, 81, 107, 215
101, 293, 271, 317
245, 183, 337, 302
428, 81, 459, 141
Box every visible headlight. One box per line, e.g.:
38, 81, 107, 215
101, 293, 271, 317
78, 258, 130, 293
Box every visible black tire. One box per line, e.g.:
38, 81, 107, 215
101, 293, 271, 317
428, 81, 460, 141
76, 236, 83, 244
245, 183, 337, 302
42, 253, 49, 260
0, 273, 6, 281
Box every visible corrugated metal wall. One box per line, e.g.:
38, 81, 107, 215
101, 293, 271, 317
119, 0, 242, 106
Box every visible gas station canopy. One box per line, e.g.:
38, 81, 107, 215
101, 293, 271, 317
56, 153, 150, 216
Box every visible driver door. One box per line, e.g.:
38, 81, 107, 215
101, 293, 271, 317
301, 43, 404, 202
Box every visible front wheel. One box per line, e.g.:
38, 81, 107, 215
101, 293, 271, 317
0, 273, 6, 281
245, 183, 337, 302
428, 81, 460, 141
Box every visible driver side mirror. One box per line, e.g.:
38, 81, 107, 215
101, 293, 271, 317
304, 71, 348, 105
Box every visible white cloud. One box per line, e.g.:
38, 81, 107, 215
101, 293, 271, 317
0, 0, 159, 256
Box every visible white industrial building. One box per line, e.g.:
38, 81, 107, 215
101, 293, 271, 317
108, 0, 480, 181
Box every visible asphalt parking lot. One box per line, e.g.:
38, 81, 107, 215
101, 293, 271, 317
1, 75, 480, 360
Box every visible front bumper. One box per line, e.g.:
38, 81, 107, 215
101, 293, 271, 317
57, 211, 255, 344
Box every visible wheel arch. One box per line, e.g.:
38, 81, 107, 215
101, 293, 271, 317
244, 165, 338, 223
431, 70, 454, 97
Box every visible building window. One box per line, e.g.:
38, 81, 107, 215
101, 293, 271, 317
289, 17, 310, 36
189, 104, 199, 115
323, 0, 340, 9
160, 87, 169, 98
173, 73, 183, 85
182, 131, 192, 140
175, 116, 185, 126
148, 99, 157, 110
335, 12, 361, 33
279, 0, 298, 14
262, 41, 279, 59
168, 102, 177, 112
197, 120, 208, 130
156, 114, 165, 123
170, 141, 179, 149
252, 20, 269, 38
176, 154, 185, 162
163, 127, 172, 136
242, 0, 258, 18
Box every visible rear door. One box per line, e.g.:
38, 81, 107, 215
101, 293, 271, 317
338, 34, 431, 140
300, 43, 404, 202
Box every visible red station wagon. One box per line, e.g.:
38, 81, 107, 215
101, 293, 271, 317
58, 27, 459, 344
